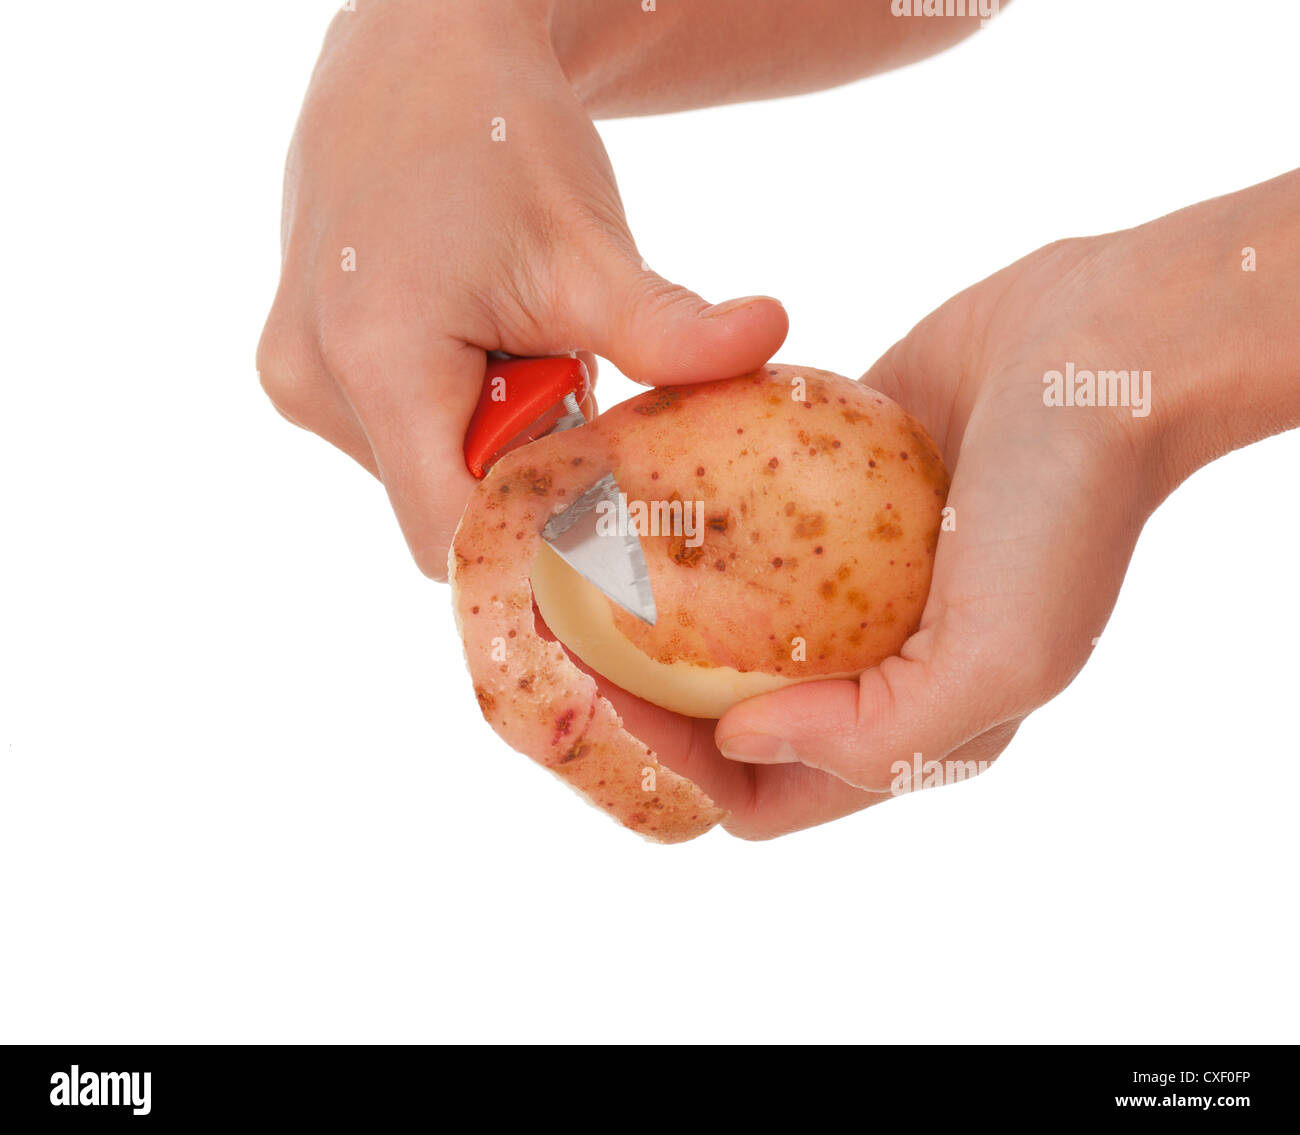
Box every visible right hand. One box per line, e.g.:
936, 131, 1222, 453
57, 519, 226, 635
256, 0, 787, 578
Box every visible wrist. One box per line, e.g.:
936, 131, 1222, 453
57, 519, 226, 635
1094, 225, 1229, 512
1108, 176, 1300, 506
544, 1, 677, 117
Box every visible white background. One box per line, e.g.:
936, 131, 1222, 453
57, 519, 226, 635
2, 1, 1297, 1043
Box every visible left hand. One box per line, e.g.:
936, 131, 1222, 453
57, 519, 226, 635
630, 234, 1175, 838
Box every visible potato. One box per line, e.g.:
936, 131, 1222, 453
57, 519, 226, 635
450, 365, 948, 841
530, 366, 949, 717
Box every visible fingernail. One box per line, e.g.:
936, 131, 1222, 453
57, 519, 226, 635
702, 295, 769, 319
719, 734, 800, 764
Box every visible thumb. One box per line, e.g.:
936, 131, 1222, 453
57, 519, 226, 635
568, 248, 788, 384
714, 640, 1016, 792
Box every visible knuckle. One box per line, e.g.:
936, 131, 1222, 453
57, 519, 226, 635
413, 545, 450, 581
404, 527, 452, 581
638, 274, 699, 317
256, 323, 322, 424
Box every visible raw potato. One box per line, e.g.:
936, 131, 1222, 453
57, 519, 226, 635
450, 366, 949, 842
531, 366, 949, 717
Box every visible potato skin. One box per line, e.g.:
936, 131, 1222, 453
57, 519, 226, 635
450, 412, 727, 843
450, 366, 948, 842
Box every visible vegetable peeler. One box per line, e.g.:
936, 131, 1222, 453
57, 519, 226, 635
463, 355, 657, 625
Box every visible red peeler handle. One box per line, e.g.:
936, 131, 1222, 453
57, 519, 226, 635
463, 355, 590, 479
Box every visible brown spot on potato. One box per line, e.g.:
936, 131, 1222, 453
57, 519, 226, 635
474, 687, 496, 717
794, 513, 826, 539
907, 425, 951, 499
553, 708, 575, 744
669, 539, 704, 567
558, 742, 589, 764
633, 387, 691, 416
872, 510, 903, 541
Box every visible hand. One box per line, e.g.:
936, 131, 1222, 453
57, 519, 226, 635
589, 168, 1300, 840
668, 234, 1176, 837
256, 0, 786, 579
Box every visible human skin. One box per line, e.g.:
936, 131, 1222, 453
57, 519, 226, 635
706, 168, 1300, 835
258, 2, 1300, 838
255, 0, 985, 578
558, 168, 1300, 839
